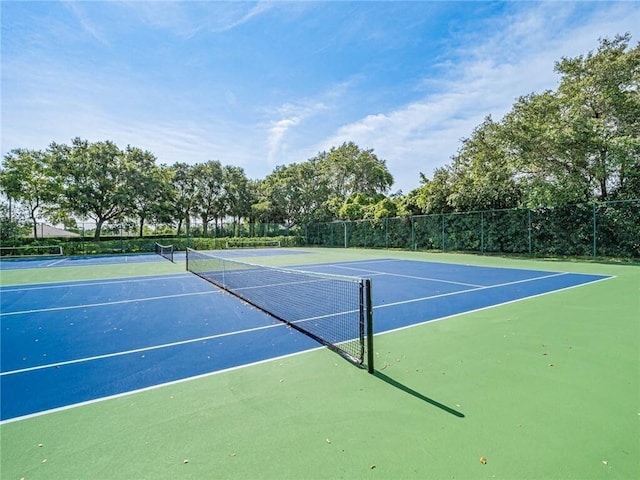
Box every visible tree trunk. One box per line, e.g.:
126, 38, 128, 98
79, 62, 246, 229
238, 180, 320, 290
139, 217, 145, 237
202, 215, 209, 236
30, 201, 39, 239
94, 219, 105, 240
31, 215, 38, 239
599, 148, 609, 201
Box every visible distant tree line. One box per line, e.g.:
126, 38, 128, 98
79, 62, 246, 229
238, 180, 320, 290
0, 139, 394, 240
1, 35, 638, 241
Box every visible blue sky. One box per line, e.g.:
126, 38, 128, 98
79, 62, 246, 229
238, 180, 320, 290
2, 1, 638, 194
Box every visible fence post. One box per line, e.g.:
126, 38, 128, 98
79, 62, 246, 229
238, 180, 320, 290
343, 222, 347, 248
411, 216, 416, 250
481, 211, 485, 254
592, 202, 597, 258
528, 209, 532, 256
385, 217, 389, 249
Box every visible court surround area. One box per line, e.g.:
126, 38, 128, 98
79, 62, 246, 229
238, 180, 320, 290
0, 247, 637, 479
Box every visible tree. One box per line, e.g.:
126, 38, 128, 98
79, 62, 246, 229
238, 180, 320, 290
257, 159, 332, 227
503, 34, 640, 205
413, 167, 454, 214
192, 160, 224, 236
0, 149, 57, 238
410, 34, 639, 212
221, 165, 251, 229
446, 117, 522, 211
502, 91, 595, 206
125, 147, 170, 237
337, 193, 397, 220
321, 142, 394, 203
553, 33, 640, 201
0, 199, 28, 241
51, 139, 138, 240
169, 162, 198, 235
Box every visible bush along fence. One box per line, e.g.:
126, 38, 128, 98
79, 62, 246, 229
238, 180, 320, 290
305, 199, 640, 259
0, 223, 305, 255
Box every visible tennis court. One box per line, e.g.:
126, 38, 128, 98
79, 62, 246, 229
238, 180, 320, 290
1, 248, 638, 479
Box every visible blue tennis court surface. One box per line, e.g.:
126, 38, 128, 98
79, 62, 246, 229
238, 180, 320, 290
0, 257, 610, 422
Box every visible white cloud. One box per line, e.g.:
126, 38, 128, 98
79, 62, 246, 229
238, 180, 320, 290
64, 2, 110, 46
312, 1, 640, 193
212, 1, 274, 33
115, 1, 275, 38
265, 100, 331, 166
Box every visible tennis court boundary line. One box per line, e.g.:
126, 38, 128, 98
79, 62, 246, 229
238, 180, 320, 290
0, 345, 325, 425
378, 274, 615, 336
308, 256, 609, 275
0, 290, 218, 317
373, 271, 570, 309
1, 321, 288, 377
326, 263, 486, 287
0, 273, 192, 292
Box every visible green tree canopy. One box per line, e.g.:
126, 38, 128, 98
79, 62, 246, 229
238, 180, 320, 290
321, 142, 394, 202
51, 139, 146, 240
413, 34, 639, 213
1, 149, 57, 238
169, 162, 198, 235
192, 160, 225, 236
257, 159, 332, 227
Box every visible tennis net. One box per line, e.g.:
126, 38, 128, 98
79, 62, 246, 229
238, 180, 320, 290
186, 248, 374, 372
154, 242, 174, 263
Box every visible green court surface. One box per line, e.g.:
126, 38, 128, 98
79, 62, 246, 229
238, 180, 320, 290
1, 249, 638, 479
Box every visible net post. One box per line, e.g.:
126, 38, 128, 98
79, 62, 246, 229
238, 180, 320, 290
365, 279, 374, 374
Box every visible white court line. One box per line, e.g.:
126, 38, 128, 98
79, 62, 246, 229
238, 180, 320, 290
373, 272, 570, 309
1, 322, 285, 377
0, 290, 216, 317
378, 275, 615, 335
327, 264, 485, 288
0, 274, 191, 293
43, 258, 67, 267
0, 346, 324, 425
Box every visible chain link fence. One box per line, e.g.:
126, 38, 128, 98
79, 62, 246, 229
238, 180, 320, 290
306, 199, 640, 259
